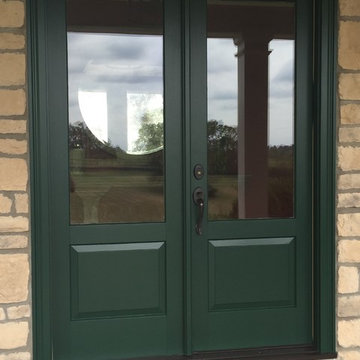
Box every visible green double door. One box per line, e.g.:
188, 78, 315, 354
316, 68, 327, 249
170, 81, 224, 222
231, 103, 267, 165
47, 0, 313, 358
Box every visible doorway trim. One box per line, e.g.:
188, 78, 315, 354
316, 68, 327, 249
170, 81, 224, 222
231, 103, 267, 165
28, 0, 337, 358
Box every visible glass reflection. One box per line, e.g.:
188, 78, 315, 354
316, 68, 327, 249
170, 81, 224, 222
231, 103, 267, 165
67, 0, 164, 224
207, 1, 295, 220
207, 38, 238, 220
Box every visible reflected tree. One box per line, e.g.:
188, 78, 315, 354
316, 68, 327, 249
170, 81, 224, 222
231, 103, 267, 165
69, 121, 86, 149
208, 119, 237, 175
69, 121, 120, 158
133, 109, 164, 153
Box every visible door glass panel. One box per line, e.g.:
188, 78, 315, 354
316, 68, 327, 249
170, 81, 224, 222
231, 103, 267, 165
67, 0, 164, 224
207, 0, 295, 220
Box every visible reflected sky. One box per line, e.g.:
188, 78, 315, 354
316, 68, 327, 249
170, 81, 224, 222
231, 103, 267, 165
207, 38, 294, 146
68, 32, 294, 148
67, 32, 163, 153
268, 40, 294, 146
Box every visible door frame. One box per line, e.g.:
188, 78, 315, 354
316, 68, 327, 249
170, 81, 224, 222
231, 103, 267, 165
27, 0, 337, 358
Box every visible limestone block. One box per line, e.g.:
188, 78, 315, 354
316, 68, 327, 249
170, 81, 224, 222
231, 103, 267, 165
0, 216, 28, 232
339, 174, 360, 190
14, 194, 28, 213
7, 305, 30, 320
339, 295, 360, 317
338, 319, 360, 347
0, 235, 27, 249
0, 121, 26, 134
0, 194, 12, 213
338, 267, 359, 293
339, 240, 360, 262
0, 140, 27, 155
338, 213, 360, 237
339, 351, 360, 360
341, 104, 360, 124
0, 322, 28, 350
0, 90, 26, 116
0, 353, 31, 360
338, 146, 360, 171
0, 34, 25, 50
339, 74, 360, 100
340, 0, 360, 16
339, 21, 360, 70
339, 127, 360, 142
0, 54, 25, 86
0, 307, 5, 320
338, 193, 360, 208
0, 159, 27, 191
0, 254, 29, 303
0, 1, 24, 28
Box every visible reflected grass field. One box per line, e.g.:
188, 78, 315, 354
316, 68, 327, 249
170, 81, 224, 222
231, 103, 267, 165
70, 164, 293, 223
70, 170, 164, 224
208, 175, 238, 220
208, 167, 293, 220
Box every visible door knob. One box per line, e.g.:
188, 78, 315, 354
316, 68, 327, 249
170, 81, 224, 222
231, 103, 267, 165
193, 187, 205, 235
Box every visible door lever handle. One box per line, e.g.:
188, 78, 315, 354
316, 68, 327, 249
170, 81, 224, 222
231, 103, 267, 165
193, 187, 205, 235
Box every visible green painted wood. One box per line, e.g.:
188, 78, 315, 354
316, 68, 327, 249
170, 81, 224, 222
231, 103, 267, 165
29, 0, 337, 358
208, 218, 296, 239
208, 238, 295, 311
163, 0, 184, 354
43, 0, 184, 358
188, 0, 210, 352
27, 1, 53, 359
70, 223, 166, 245
183, 0, 193, 354
314, 0, 337, 354
71, 243, 166, 318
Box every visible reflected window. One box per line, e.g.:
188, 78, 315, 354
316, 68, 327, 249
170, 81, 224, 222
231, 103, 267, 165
78, 90, 108, 143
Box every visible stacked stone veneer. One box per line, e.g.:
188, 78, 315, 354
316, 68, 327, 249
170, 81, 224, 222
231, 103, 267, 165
337, 1, 360, 359
0, 1, 31, 360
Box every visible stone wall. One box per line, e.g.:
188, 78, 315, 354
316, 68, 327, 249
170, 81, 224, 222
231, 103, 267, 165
0, 1, 31, 360
337, 1, 360, 359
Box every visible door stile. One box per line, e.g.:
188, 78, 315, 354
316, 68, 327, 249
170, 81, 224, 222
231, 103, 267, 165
45, 0, 71, 356
163, 0, 184, 352
294, 0, 314, 340
183, 0, 193, 355
188, 0, 209, 350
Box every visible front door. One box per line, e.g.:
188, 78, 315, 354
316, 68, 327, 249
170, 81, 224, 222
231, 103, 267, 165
46, 0, 313, 358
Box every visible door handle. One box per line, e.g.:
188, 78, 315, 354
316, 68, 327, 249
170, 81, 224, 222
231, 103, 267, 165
193, 187, 205, 235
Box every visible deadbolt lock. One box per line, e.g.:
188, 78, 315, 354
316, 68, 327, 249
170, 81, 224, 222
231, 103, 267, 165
194, 164, 204, 180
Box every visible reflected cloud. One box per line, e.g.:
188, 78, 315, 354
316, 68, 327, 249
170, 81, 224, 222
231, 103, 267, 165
209, 90, 237, 101
270, 83, 294, 99
90, 64, 163, 84
273, 59, 294, 83
207, 38, 237, 74
67, 32, 163, 78
270, 58, 294, 99
67, 32, 164, 152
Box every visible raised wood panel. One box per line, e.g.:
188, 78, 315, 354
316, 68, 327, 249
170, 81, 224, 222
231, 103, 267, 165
208, 238, 295, 311
70, 242, 166, 319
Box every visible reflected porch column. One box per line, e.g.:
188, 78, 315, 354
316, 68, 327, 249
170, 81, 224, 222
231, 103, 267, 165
234, 35, 271, 218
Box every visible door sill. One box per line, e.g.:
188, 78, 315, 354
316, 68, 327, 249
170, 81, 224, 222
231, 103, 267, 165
128, 345, 337, 360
